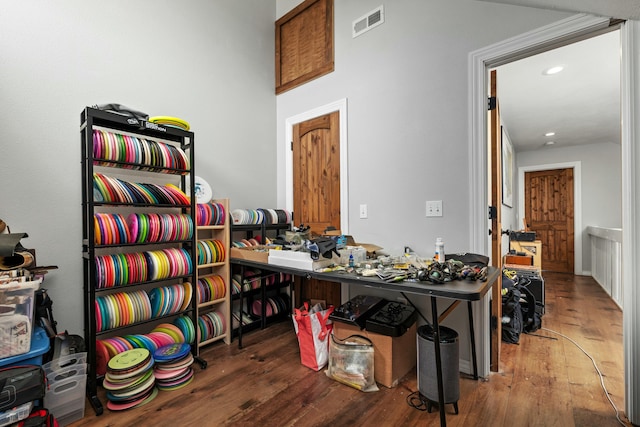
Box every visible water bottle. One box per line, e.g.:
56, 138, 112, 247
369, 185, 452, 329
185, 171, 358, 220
349, 253, 355, 267
435, 237, 445, 263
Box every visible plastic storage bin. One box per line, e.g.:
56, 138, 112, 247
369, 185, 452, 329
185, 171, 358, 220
45, 363, 86, 385
43, 352, 87, 377
0, 327, 50, 368
0, 401, 32, 427
44, 374, 86, 427
43, 352, 88, 426
0, 280, 40, 359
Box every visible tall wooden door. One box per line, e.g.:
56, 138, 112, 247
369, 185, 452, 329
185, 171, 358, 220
292, 111, 342, 307
524, 168, 574, 273
489, 70, 503, 372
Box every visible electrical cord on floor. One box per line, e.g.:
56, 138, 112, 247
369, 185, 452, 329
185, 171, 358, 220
406, 390, 429, 411
540, 327, 629, 427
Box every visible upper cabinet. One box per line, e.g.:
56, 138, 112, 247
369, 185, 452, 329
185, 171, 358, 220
275, 0, 334, 94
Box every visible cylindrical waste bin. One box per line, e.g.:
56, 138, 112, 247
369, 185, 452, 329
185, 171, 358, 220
417, 324, 459, 413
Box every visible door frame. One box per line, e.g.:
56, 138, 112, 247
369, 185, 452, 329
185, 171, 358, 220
470, 14, 640, 422
470, 14, 611, 379
284, 98, 349, 233
518, 162, 582, 274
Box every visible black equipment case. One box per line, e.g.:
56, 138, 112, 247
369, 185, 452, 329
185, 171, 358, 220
0, 365, 46, 411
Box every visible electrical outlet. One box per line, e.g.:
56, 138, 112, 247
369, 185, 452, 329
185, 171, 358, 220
426, 200, 443, 217
359, 204, 368, 219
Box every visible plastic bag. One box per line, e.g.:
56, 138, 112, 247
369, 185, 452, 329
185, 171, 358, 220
326, 334, 378, 392
293, 303, 334, 371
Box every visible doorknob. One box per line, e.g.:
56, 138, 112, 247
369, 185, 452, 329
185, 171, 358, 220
501, 229, 510, 236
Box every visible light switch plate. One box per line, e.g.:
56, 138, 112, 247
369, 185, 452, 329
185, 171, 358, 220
359, 204, 368, 219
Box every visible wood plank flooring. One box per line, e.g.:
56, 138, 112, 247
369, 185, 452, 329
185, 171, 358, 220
69, 272, 629, 426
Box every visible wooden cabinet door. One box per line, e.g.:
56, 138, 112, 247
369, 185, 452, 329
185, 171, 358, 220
525, 168, 574, 273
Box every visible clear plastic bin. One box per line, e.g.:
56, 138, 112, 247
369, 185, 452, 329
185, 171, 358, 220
0, 401, 32, 427
46, 363, 86, 385
44, 374, 86, 427
0, 280, 40, 359
0, 327, 49, 368
43, 352, 87, 377
338, 246, 366, 265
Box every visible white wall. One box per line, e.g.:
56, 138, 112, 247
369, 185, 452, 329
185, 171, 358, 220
276, 0, 571, 257
275, 0, 571, 370
0, 0, 277, 335
516, 142, 622, 273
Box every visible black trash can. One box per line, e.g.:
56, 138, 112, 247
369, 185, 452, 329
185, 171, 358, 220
417, 324, 459, 413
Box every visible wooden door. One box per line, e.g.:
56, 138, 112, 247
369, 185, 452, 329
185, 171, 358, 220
525, 168, 574, 273
292, 111, 342, 307
292, 112, 341, 234
489, 70, 503, 372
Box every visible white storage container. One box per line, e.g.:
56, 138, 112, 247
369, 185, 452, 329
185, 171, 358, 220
46, 363, 87, 385
43, 352, 87, 377
268, 249, 336, 271
44, 374, 86, 427
0, 279, 40, 359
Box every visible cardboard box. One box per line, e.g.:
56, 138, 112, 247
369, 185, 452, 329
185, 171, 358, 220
230, 245, 271, 263
268, 249, 336, 271
323, 230, 383, 257
332, 321, 417, 388
510, 240, 542, 268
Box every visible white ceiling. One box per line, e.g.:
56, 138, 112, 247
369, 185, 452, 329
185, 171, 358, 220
478, 0, 627, 152
496, 29, 621, 152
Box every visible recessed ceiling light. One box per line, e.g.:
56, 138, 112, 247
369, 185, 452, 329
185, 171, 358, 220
545, 132, 555, 137
545, 141, 556, 146
543, 66, 564, 75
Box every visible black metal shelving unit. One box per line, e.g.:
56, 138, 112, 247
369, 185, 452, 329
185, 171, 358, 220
232, 268, 292, 343
80, 107, 201, 416
230, 222, 292, 348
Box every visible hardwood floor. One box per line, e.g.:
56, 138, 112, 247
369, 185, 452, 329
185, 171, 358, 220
69, 272, 628, 427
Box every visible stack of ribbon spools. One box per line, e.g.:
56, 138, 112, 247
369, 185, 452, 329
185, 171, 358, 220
103, 348, 157, 411
153, 343, 194, 391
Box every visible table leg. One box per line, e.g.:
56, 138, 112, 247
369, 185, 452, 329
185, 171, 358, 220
238, 265, 245, 349
431, 296, 447, 427
468, 301, 478, 380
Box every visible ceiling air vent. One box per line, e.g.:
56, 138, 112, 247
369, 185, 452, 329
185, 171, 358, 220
352, 5, 384, 38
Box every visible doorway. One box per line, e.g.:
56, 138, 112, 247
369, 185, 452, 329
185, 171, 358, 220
471, 14, 638, 422
292, 111, 341, 235
488, 21, 620, 356
495, 28, 619, 275
292, 111, 342, 307
523, 167, 576, 273
284, 99, 349, 231
518, 162, 583, 273
284, 99, 349, 306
